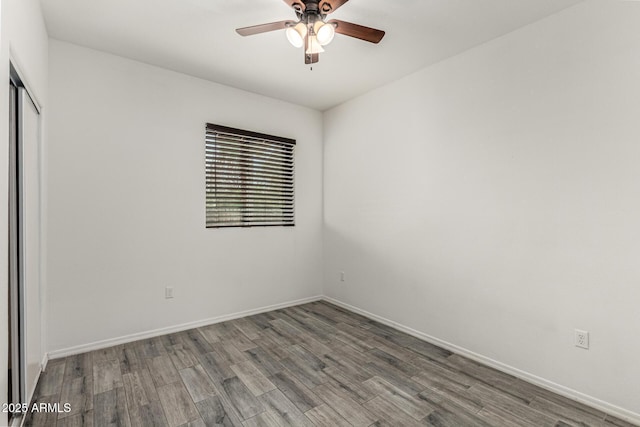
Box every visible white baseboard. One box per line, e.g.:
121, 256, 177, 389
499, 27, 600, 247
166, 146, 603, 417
322, 296, 640, 426
20, 353, 48, 427
47, 295, 323, 360
40, 352, 49, 372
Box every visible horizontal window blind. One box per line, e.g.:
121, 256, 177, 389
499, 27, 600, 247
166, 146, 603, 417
206, 124, 295, 228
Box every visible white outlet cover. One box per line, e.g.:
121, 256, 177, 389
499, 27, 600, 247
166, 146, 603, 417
165, 287, 174, 299
575, 329, 589, 349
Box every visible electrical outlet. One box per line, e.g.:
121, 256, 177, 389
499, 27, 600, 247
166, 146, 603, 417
340, 271, 346, 282
575, 329, 589, 349
165, 287, 174, 299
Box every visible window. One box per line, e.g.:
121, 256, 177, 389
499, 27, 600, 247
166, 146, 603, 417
205, 124, 295, 228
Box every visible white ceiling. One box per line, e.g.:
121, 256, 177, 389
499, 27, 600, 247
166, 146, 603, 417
40, 0, 582, 111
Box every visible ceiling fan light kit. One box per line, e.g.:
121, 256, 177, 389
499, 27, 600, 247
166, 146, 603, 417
285, 22, 306, 47
315, 20, 336, 45
236, 0, 385, 65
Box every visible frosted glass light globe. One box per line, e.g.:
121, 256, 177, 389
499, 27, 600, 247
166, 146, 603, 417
286, 27, 303, 47
316, 22, 335, 46
286, 23, 307, 48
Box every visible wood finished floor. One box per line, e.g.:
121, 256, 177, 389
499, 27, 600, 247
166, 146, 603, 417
24, 301, 635, 427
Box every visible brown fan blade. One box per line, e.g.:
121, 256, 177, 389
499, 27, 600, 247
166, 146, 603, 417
283, 0, 305, 13
318, 0, 349, 14
236, 20, 294, 37
304, 36, 319, 64
328, 19, 385, 43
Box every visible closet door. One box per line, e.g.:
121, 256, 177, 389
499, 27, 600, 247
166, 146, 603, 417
18, 88, 41, 400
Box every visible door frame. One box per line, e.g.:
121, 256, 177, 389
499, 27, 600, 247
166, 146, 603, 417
8, 68, 25, 412
8, 62, 42, 418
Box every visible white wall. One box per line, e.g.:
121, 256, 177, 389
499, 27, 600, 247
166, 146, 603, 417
324, 0, 640, 419
0, 0, 48, 422
46, 40, 323, 353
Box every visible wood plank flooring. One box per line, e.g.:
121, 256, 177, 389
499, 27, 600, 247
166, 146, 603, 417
23, 301, 636, 427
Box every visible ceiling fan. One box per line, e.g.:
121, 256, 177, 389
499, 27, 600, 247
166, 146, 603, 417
236, 0, 385, 65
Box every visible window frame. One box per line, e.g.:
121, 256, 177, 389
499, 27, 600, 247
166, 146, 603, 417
205, 123, 296, 229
